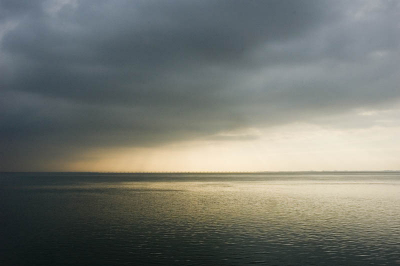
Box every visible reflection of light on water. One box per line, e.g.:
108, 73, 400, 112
5, 173, 400, 265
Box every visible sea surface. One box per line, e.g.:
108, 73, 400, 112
1, 172, 399, 265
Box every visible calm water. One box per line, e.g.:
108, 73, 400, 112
1, 172, 399, 265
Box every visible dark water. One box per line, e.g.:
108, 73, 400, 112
1, 172, 399, 265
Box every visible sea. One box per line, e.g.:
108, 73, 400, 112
1, 172, 399, 265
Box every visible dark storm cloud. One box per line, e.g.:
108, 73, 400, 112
1, 0, 399, 170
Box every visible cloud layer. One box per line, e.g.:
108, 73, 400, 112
1, 0, 399, 170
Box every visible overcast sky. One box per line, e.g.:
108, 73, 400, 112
1, 0, 399, 171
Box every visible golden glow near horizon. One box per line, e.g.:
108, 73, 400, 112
64, 109, 400, 172
2, 1, 400, 173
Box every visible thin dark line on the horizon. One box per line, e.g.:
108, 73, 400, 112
2, 171, 400, 174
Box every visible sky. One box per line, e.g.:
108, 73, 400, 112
0, 0, 399, 172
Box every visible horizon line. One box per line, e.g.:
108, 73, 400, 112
2, 170, 400, 174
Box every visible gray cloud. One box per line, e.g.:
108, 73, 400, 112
1, 0, 399, 170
